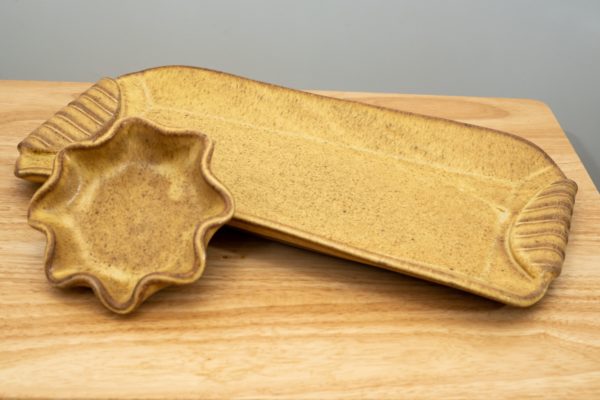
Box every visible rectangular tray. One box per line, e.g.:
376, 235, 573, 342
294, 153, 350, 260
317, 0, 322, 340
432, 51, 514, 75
15, 66, 577, 305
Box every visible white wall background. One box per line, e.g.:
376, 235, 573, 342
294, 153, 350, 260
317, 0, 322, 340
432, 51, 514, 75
1, 0, 598, 186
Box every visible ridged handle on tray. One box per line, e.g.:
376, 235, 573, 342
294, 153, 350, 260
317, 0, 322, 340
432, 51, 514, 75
510, 179, 578, 280
15, 78, 120, 182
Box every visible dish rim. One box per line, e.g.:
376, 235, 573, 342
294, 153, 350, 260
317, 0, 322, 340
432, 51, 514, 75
27, 117, 235, 314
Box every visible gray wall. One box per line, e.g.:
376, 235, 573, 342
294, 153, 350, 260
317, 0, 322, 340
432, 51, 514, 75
1, 0, 598, 187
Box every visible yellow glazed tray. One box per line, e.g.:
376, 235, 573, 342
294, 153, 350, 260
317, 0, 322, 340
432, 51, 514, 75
28, 117, 234, 313
16, 66, 577, 306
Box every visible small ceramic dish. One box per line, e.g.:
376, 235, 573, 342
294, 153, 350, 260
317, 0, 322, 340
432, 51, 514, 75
28, 117, 234, 314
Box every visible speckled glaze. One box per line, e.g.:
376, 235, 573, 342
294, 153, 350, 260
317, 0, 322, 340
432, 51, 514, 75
17, 66, 577, 306
27, 117, 234, 313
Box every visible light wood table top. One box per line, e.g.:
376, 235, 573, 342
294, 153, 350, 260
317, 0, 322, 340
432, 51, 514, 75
1, 80, 599, 399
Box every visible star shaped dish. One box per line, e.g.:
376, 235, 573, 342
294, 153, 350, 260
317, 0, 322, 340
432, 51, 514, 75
28, 117, 234, 313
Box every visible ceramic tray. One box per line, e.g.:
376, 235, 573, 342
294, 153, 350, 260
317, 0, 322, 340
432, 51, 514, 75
28, 117, 234, 313
16, 66, 577, 306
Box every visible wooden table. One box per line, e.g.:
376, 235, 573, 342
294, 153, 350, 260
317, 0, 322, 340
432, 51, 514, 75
1, 81, 599, 399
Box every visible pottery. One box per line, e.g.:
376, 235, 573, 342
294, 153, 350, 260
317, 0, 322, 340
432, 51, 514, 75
27, 117, 234, 313
17, 66, 577, 306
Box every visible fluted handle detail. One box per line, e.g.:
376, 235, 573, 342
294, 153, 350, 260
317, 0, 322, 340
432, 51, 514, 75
15, 78, 120, 181
509, 179, 578, 279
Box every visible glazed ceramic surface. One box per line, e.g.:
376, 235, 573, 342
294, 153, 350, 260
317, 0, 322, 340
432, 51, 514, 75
27, 117, 234, 313
17, 66, 577, 306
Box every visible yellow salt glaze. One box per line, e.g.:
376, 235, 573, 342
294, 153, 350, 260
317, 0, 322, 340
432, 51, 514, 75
16, 66, 577, 306
28, 118, 234, 313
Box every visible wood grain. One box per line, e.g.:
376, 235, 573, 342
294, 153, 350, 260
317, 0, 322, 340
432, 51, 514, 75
1, 80, 599, 399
